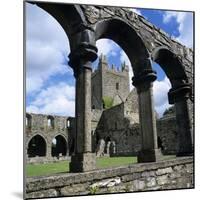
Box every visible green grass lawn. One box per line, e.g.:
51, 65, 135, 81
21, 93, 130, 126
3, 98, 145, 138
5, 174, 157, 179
26, 156, 137, 177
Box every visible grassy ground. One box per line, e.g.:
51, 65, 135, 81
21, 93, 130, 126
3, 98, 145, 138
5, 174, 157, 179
26, 155, 176, 177
26, 156, 137, 177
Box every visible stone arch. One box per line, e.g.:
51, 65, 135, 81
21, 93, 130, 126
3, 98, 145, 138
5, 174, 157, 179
95, 18, 159, 162
151, 46, 193, 156
27, 134, 47, 158
95, 18, 152, 75
51, 134, 68, 157
151, 46, 188, 87
32, 2, 87, 50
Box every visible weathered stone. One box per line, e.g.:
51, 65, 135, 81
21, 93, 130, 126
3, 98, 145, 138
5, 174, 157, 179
156, 167, 173, 175
157, 175, 169, 185
133, 180, 146, 190
185, 163, 193, 173
141, 170, 156, 177
146, 177, 157, 188
26, 189, 58, 199
25, 2, 194, 198
90, 177, 121, 188
26, 157, 193, 198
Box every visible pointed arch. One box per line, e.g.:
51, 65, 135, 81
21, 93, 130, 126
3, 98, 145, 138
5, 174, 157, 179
27, 134, 47, 157
51, 134, 68, 157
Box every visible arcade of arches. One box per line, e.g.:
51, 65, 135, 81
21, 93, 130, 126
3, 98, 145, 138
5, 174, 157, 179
27, 2, 194, 172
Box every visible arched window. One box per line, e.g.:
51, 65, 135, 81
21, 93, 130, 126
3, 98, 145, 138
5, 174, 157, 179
47, 115, 54, 129
116, 82, 119, 90
51, 135, 67, 157
26, 113, 32, 129
27, 135, 46, 157
66, 119, 71, 128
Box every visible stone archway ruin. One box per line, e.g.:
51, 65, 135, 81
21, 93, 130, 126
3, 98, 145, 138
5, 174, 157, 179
51, 135, 68, 158
27, 134, 47, 158
29, 1, 194, 172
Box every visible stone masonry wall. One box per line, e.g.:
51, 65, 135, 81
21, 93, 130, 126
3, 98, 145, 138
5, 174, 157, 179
92, 55, 130, 110
157, 116, 177, 155
82, 5, 193, 88
26, 113, 75, 163
26, 157, 194, 199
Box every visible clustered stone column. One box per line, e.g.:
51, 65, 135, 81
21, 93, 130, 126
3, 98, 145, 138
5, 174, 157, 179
132, 69, 161, 162
168, 83, 193, 156
69, 42, 97, 172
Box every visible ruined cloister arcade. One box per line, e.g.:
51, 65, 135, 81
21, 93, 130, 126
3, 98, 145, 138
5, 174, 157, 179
27, 1, 194, 172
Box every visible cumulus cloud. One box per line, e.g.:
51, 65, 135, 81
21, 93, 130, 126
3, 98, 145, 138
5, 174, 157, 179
26, 3, 71, 94
153, 76, 172, 117
163, 11, 193, 47
96, 39, 119, 57
27, 82, 75, 116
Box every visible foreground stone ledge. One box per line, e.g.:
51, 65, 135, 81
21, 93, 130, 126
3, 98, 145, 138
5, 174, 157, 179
26, 157, 193, 199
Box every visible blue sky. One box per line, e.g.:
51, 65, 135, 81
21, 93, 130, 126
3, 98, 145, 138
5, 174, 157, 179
26, 3, 193, 117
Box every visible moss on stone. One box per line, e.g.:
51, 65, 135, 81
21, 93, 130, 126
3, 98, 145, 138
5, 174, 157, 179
102, 96, 113, 109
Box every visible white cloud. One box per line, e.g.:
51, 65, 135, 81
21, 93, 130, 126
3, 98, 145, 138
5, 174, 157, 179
26, 3, 71, 94
129, 8, 142, 15
163, 11, 193, 47
96, 39, 119, 57
153, 76, 172, 117
27, 82, 75, 116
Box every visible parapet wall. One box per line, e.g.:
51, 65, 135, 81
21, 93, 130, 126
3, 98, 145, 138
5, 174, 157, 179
26, 157, 193, 199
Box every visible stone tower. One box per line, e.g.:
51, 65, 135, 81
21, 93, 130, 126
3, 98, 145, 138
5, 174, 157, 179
91, 54, 130, 110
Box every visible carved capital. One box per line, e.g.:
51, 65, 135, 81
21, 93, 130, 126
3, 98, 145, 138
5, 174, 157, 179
168, 83, 191, 104
132, 69, 157, 92
68, 42, 98, 77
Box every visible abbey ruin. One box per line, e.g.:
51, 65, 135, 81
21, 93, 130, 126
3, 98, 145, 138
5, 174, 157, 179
26, 55, 182, 163
25, 1, 194, 198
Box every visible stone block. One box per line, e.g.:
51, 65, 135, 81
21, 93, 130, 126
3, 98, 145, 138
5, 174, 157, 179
185, 163, 193, 173
146, 177, 157, 187
141, 170, 155, 177
26, 189, 58, 199
157, 175, 169, 185
133, 180, 146, 190
156, 167, 173, 175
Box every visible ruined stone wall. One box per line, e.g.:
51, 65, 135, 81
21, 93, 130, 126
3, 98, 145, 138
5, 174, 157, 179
94, 87, 179, 156
26, 157, 193, 198
82, 5, 193, 84
95, 89, 141, 156
25, 113, 75, 163
157, 116, 177, 155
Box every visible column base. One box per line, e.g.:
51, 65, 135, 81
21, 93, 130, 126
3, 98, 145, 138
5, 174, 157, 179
138, 149, 162, 163
69, 153, 96, 172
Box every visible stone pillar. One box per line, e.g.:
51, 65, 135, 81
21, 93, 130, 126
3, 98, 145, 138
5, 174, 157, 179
69, 42, 97, 172
168, 83, 193, 156
46, 142, 52, 160
132, 69, 161, 162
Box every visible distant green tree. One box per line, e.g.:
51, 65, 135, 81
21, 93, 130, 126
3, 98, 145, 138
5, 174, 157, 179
102, 96, 113, 109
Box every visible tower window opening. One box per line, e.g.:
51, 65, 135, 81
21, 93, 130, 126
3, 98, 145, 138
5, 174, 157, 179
116, 82, 119, 90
